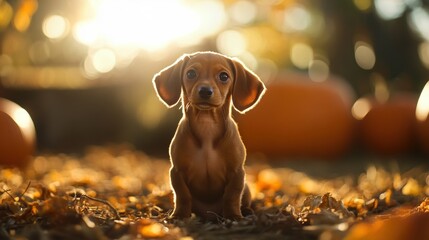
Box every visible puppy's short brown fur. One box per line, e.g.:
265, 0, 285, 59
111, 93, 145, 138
153, 52, 265, 220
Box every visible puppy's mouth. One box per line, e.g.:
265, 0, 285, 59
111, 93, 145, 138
193, 102, 220, 110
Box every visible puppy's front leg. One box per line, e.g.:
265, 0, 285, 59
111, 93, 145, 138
170, 167, 192, 219
222, 169, 245, 220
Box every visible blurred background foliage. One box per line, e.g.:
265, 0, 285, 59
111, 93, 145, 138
0, 0, 428, 156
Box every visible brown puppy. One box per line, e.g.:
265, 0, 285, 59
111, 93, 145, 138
153, 52, 265, 220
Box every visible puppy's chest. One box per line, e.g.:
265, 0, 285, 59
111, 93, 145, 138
187, 146, 227, 184
191, 118, 224, 144
187, 120, 228, 182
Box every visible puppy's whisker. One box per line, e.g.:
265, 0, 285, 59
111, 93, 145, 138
185, 102, 191, 113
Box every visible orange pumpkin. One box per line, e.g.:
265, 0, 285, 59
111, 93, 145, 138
236, 73, 356, 159
0, 98, 36, 167
357, 94, 418, 156
345, 211, 429, 240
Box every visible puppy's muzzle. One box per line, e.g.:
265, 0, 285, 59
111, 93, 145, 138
198, 86, 213, 100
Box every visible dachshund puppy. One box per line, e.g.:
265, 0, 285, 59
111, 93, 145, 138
153, 52, 265, 220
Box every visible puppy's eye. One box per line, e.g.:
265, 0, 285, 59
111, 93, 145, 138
186, 69, 197, 79
219, 72, 229, 82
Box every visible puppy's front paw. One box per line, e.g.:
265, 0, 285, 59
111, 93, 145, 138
223, 211, 243, 221
240, 206, 254, 217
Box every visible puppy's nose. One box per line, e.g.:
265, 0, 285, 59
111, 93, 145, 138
198, 86, 213, 99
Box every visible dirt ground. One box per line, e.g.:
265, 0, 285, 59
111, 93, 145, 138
1, 145, 429, 240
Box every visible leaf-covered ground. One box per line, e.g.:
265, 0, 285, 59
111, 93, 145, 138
1, 146, 429, 239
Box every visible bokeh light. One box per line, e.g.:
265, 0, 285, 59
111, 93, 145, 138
257, 59, 278, 83
374, 0, 406, 20
238, 52, 258, 71
13, 0, 38, 32
83, 57, 99, 79
353, 0, 372, 12
114, 48, 139, 69
416, 81, 429, 122
354, 41, 376, 70
73, 21, 98, 46
290, 43, 313, 69
308, 59, 330, 82
0, 1, 13, 29
91, 49, 116, 74
283, 5, 311, 32
14, 11, 31, 32
42, 15, 69, 40
229, 0, 257, 25
372, 73, 390, 103
352, 98, 372, 120
0, 0, 427, 102
83, 48, 117, 78
408, 7, 429, 41
216, 30, 247, 57
418, 42, 429, 69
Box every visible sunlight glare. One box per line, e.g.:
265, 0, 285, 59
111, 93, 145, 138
11, 107, 34, 133
194, 0, 227, 37
76, 0, 216, 52
97, 0, 198, 50
416, 81, 429, 122
73, 21, 97, 45
5, 100, 36, 145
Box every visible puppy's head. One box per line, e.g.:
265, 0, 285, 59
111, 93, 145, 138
153, 52, 265, 113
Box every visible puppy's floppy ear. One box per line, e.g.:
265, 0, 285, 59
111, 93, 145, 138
153, 54, 190, 107
231, 58, 266, 113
